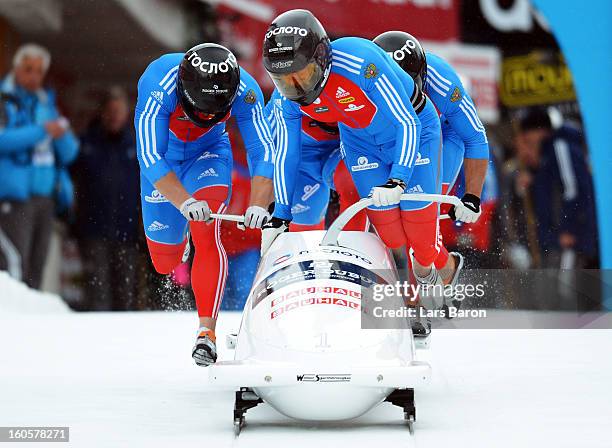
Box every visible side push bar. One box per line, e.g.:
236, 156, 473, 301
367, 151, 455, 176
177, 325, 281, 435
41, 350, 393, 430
321, 193, 462, 247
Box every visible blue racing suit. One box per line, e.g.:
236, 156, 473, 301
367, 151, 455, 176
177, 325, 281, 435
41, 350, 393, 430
265, 88, 339, 226
425, 52, 489, 190
272, 37, 442, 221
135, 53, 274, 244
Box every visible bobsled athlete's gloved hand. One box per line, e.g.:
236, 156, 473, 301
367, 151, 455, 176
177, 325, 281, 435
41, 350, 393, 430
448, 193, 481, 223
370, 178, 406, 207
238, 206, 270, 230
180, 197, 212, 222
261, 217, 290, 255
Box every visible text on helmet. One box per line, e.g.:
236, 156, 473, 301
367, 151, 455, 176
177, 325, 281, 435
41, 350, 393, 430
187, 51, 237, 74
388, 39, 417, 62
266, 26, 308, 39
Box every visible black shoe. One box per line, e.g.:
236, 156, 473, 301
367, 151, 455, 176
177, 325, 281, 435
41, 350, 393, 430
411, 318, 431, 337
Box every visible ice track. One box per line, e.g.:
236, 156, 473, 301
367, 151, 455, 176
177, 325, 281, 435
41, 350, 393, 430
0, 311, 611, 447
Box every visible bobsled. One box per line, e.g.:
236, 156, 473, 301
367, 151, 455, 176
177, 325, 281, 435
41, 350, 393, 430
208, 194, 460, 434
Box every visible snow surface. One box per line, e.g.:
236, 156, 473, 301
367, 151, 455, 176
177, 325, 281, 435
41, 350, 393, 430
1, 310, 611, 448
0, 271, 71, 315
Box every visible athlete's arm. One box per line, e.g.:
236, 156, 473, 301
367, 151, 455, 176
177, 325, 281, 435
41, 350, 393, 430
443, 87, 489, 197
365, 64, 421, 185
463, 158, 488, 197
135, 58, 206, 219
271, 99, 303, 220
249, 175, 274, 210
153, 172, 190, 208
232, 71, 276, 212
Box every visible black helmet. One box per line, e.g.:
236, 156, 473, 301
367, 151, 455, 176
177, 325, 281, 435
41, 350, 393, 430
373, 31, 427, 91
262, 9, 331, 106
177, 43, 240, 128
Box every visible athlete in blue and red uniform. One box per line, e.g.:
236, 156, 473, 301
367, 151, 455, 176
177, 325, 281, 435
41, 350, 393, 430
265, 88, 366, 232
261, 10, 460, 302
135, 44, 274, 366
373, 32, 490, 285
373, 32, 489, 223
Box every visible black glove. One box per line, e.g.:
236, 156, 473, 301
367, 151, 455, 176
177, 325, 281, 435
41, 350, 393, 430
448, 193, 481, 223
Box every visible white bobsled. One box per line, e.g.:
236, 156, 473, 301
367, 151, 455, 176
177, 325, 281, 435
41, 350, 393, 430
209, 195, 456, 433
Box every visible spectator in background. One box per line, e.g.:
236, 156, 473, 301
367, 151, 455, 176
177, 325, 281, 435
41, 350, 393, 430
0, 43, 79, 289
505, 108, 598, 269
73, 87, 140, 310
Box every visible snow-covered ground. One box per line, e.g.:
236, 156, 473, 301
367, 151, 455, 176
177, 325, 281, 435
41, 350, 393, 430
0, 271, 71, 315
1, 308, 611, 448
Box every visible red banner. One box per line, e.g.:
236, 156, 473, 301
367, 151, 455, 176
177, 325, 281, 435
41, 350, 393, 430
216, 0, 458, 89
262, 0, 458, 40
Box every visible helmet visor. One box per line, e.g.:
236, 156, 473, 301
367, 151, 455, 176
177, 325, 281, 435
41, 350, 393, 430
269, 62, 323, 102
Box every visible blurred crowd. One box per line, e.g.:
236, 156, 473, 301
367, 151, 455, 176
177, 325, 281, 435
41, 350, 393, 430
0, 43, 600, 312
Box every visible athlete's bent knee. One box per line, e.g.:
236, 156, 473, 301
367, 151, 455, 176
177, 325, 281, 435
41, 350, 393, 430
367, 208, 406, 248
146, 238, 185, 274
401, 204, 440, 266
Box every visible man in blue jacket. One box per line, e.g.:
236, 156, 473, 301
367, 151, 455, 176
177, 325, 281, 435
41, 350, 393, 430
74, 87, 141, 311
0, 44, 79, 289
518, 108, 598, 266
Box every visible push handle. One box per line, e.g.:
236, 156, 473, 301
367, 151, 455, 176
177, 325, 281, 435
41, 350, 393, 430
321, 193, 462, 247
209, 213, 245, 223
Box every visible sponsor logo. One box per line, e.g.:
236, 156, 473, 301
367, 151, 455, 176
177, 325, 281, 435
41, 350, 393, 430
275, 98, 282, 107
266, 26, 308, 39
271, 60, 293, 69
268, 46, 294, 54
244, 89, 256, 104
197, 168, 218, 179
364, 63, 378, 79
151, 90, 164, 104
406, 184, 424, 194
148, 221, 169, 232
182, 89, 196, 105
298, 248, 372, 265
291, 203, 310, 214
338, 97, 355, 104
415, 152, 430, 166
351, 156, 378, 171
251, 259, 388, 309
344, 103, 364, 112
297, 374, 352, 383
451, 86, 462, 102
314, 106, 329, 113
387, 38, 418, 62
197, 151, 219, 161
144, 189, 168, 203
273, 254, 292, 265
301, 183, 320, 201
271, 296, 360, 319
187, 50, 237, 74
271, 286, 362, 307
201, 87, 229, 95
335, 86, 350, 98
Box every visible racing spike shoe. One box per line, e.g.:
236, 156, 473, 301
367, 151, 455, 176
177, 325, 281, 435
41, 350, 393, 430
192, 327, 217, 367
409, 249, 445, 310
411, 310, 431, 338
442, 252, 465, 317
